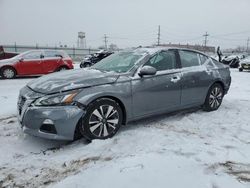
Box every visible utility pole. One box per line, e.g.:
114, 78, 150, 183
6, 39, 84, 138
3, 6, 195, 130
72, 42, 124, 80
247, 37, 250, 52
157, 25, 161, 46
203, 32, 209, 52
104, 34, 108, 50
203, 32, 209, 47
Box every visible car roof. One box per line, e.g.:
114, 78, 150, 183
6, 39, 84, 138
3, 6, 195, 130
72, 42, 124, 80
134, 46, 207, 56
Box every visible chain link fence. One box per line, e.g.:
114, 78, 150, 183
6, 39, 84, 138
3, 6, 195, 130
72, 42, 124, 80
2, 44, 100, 61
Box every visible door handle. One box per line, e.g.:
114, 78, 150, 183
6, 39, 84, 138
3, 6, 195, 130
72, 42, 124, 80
171, 76, 181, 83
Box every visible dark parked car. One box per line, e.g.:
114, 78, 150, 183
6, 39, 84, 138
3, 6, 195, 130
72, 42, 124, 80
0, 46, 18, 60
18, 47, 231, 141
221, 55, 240, 68
80, 51, 113, 68
0, 50, 73, 79
239, 56, 250, 71
221, 54, 248, 68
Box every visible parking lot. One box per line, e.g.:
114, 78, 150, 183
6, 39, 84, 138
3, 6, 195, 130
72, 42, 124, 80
0, 68, 249, 188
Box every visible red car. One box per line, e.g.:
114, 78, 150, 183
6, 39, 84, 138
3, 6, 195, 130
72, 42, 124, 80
0, 50, 74, 79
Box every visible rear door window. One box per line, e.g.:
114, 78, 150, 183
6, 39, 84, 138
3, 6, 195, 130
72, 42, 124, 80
179, 50, 200, 68
44, 51, 63, 58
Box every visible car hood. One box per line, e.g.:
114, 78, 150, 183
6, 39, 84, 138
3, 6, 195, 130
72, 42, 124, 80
0, 58, 16, 65
241, 58, 250, 64
27, 68, 120, 94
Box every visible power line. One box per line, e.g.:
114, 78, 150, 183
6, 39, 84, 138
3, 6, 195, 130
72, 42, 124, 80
157, 25, 161, 46
211, 30, 250, 37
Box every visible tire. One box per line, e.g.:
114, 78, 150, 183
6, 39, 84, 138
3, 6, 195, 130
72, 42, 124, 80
81, 98, 123, 140
57, 66, 68, 72
80, 63, 84, 68
1, 67, 16, 79
239, 68, 243, 72
203, 83, 224, 112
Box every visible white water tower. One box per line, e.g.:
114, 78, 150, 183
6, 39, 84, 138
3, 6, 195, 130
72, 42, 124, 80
77, 32, 86, 48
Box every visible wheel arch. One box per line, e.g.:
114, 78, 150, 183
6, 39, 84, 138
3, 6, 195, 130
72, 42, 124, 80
55, 65, 69, 72
211, 80, 225, 93
88, 95, 127, 125
74, 95, 128, 140
0, 65, 18, 76
203, 80, 225, 104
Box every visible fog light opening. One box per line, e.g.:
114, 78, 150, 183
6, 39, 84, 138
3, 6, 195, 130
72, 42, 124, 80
40, 119, 57, 134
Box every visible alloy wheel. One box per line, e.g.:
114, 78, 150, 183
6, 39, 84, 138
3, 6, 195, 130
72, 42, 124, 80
3, 68, 15, 79
89, 105, 119, 138
209, 86, 223, 109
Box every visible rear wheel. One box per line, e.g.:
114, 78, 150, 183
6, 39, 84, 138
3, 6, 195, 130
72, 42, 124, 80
203, 83, 224, 112
239, 67, 243, 72
1, 67, 16, 79
81, 98, 123, 140
83, 63, 91, 68
57, 66, 68, 72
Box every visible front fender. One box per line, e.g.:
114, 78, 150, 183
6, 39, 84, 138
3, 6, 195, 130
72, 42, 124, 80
74, 81, 133, 121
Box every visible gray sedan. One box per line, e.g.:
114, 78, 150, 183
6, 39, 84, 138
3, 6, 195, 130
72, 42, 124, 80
17, 47, 231, 140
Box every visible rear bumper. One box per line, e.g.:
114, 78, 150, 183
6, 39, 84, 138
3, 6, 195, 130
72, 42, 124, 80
19, 105, 85, 140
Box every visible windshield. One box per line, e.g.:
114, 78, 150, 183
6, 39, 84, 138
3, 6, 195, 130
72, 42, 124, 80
92, 51, 144, 73
12, 51, 29, 59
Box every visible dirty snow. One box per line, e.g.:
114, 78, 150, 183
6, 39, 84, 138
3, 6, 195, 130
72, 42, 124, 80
0, 69, 250, 188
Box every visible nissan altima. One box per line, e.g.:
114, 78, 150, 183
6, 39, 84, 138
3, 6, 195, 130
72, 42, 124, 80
17, 47, 231, 140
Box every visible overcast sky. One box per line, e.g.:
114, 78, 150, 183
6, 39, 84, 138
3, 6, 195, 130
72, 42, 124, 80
1, 0, 250, 49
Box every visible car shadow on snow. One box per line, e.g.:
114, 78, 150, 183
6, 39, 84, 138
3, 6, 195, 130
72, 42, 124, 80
0, 75, 39, 80
121, 106, 201, 132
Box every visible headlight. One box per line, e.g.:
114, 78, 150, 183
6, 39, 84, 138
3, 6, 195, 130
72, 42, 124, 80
33, 92, 78, 106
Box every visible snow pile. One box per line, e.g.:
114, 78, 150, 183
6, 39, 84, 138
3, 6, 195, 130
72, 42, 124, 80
0, 69, 250, 188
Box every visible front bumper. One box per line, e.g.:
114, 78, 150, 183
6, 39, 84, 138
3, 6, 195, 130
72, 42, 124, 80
17, 87, 86, 140
240, 63, 250, 70
19, 105, 85, 140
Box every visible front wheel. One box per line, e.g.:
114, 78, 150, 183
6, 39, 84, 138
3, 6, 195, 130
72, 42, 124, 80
203, 83, 224, 112
1, 67, 16, 79
239, 67, 243, 72
81, 98, 123, 140
83, 63, 91, 68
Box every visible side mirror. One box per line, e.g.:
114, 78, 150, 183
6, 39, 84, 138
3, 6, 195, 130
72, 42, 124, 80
55, 54, 63, 58
19, 58, 24, 62
138, 66, 157, 77
40, 54, 44, 59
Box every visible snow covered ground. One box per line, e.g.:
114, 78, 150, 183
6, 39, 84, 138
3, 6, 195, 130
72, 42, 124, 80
0, 69, 250, 188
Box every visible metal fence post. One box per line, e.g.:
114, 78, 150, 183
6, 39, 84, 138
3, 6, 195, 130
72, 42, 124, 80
14, 42, 17, 52
73, 47, 75, 59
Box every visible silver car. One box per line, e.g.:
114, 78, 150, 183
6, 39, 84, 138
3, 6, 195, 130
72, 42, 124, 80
17, 47, 231, 140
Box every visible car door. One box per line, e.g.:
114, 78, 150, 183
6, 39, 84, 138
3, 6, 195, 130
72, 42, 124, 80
131, 50, 182, 118
17, 51, 44, 75
42, 50, 62, 73
178, 50, 212, 106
